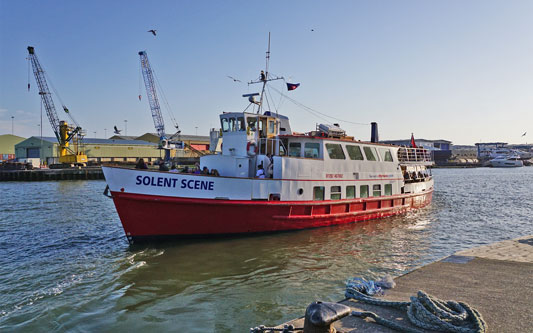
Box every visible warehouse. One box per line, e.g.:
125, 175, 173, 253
0, 134, 25, 161
15, 136, 164, 165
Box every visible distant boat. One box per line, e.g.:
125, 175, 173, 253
488, 155, 523, 167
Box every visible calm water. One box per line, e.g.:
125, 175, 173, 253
1, 168, 532, 332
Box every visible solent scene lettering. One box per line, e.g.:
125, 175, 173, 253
135, 175, 214, 190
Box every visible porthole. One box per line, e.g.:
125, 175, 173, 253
297, 188, 304, 195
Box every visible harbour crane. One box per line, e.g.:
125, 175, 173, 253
138, 50, 182, 162
27, 46, 87, 166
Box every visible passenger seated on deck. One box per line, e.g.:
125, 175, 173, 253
159, 161, 169, 171
194, 162, 201, 174
135, 158, 148, 169
202, 166, 210, 175
210, 169, 220, 177
256, 164, 266, 178
181, 166, 189, 173
169, 164, 179, 173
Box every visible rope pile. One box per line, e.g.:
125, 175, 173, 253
346, 286, 487, 333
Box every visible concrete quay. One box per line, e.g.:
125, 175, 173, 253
276, 235, 533, 332
0, 167, 105, 181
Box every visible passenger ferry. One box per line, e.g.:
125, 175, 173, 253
102, 47, 434, 243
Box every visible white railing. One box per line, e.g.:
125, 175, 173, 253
397, 147, 433, 163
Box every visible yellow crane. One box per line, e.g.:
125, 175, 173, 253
27, 46, 87, 166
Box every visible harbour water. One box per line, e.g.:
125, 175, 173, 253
1, 168, 532, 332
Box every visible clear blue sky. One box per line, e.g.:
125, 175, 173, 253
1, 0, 532, 145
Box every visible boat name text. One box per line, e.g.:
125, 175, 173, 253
135, 175, 214, 190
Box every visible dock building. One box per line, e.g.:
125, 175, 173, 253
14, 133, 210, 165
0, 134, 25, 161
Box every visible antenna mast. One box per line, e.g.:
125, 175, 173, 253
248, 32, 283, 114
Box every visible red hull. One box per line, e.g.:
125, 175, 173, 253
110, 190, 433, 241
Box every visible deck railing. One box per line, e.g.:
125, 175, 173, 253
397, 147, 433, 163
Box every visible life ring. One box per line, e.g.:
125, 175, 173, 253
247, 142, 258, 156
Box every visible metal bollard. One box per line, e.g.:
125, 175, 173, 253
303, 301, 351, 333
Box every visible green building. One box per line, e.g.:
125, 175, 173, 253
0, 134, 26, 161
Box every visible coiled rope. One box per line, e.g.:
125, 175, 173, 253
345, 287, 487, 333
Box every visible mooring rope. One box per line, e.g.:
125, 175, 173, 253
345, 287, 487, 333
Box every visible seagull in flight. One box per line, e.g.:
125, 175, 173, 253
148, 29, 157, 36
114, 126, 122, 134
227, 76, 241, 82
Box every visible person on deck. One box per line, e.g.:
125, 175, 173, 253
135, 158, 148, 169
256, 164, 266, 178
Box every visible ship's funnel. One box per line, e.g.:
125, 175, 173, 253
371, 122, 379, 143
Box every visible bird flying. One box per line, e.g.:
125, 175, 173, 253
148, 29, 157, 36
522, 132, 527, 137
227, 76, 241, 82
114, 126, 121, 134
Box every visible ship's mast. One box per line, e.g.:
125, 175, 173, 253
248, 32, 283, 114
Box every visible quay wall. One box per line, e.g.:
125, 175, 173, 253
0, 168, 104, 181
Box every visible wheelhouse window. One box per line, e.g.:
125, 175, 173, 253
221, 118, 230, 132
373, 184, 381, 197
330, 186, 341, 200
304, 142, 320, 158
346, 145, 364, 160
228, 117, 237, 131
237, 117, 246, 131
363, 146, 378, 161
346, 186, 356, 199
247, 118, 257, 132
384, 184, 392, 196
268, 120, 276, 134
379, 148, 393, 162
325, 143, 345, 159
360, 185, 369, 198
289, 142, 301, 157
313, 186, 325, 200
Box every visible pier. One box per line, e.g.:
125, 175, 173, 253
273, 235, 533, 332
0, 167, 104, 181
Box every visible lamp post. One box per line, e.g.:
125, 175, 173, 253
195, 126, 198, 136
94, 131, 97, 138
124, 120, 128, 136
11, 116, 14, 135
104, 128, 107, 138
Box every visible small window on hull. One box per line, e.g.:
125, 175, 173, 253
330, 186, 341, 200
360, 185, 369, 198
373, 184, 381, 197
346, 186, 356, 199
313, 186, 325, 200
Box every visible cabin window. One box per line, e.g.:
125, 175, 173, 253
289, 142, 301, 157
385, 184, 392, 196
325, 143, 345, 159
346, 186, 356, 199
373, 184, 381, 197
268, 120, 276, 134
379, 148, 393, 162
228, 117, 237, 131
363, 146, 378, 161
304, 142, 320, 158
360, 185, 369, 198
221, 118, 230, 132
237, 117, 246, 131
313, 186, 325, 200
346, 145, 364, 160
330, 186, 341, 200
247, 118, 257, 132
